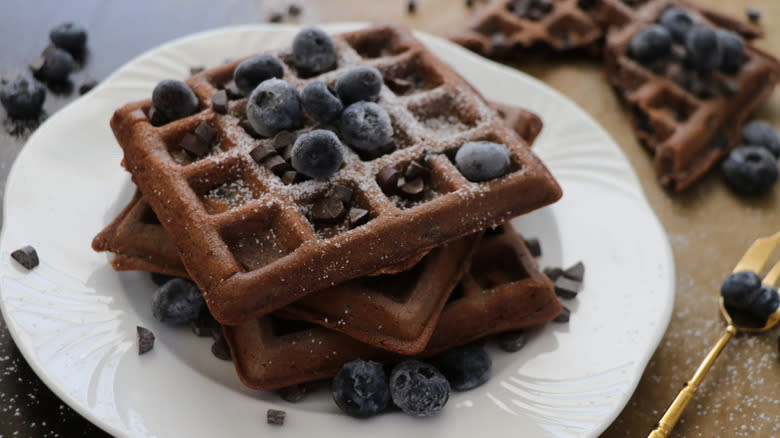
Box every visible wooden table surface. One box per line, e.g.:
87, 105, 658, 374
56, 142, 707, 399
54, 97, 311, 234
0, 0, 779, 437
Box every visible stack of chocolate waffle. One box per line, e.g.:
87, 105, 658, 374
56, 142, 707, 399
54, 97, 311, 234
452, 0, 779, 191
94, 24, 564, 390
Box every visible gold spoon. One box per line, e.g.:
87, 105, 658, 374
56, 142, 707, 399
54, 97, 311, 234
648, 231, 780, 438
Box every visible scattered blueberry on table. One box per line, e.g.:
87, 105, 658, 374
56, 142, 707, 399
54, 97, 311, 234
433, 342, 492, 391
32, 48, 75, 83
151, 278, 206, 324
49, 22, 88, 56
722, 146, 778, 195
331, 359, 390, 418
1, 75, 46, 119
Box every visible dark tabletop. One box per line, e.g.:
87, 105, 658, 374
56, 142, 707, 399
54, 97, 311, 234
2, 1, 780, 437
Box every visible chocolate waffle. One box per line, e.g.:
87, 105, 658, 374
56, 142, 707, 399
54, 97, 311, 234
450, 0, 762, 59
109, 24, 561, 325
602, 0, 780, 190
224, 225, 561, 390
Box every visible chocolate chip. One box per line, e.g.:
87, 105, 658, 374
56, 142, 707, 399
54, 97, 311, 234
180, 132, 209, 157
148, 106, 169, 127
490, 33, 507, 55
224, 81, 243, 99
279, 145, 293, 161
377, 165, 401, 193
496, 330, 527, 352
328, 184, 354, 203
407, 0, 417, 13
398, 176, 425, 198
137, 326, 155, 355
212, 89, 228, 114
273, 130, 297, 149
277, 383, 310, 402
78, 77, 98, 95
265, 155, 291, 173
267, 409, 286, 425
194, 122, 217, 145
348, 208, 370, 227
466, 0, 475, 7
288, 3, 302, 16
562, 261, 584, 282
746, 7, 762, 23
191, 310, 220, 337
11, 246, 39, 270
250, 144, 276, 163
543, 266, 564, 282
385, 76, 415, 94
189, 65, 205, 75
211, 332, 232, 360
523, 237, 541, 257
239, 117, 260, 137
311, 197, 346, 224
281, 170, 298, 185
554, 276, 582, 299
553, 305, 570, 323
269, 11, 284, 23
404, 160, 429, 179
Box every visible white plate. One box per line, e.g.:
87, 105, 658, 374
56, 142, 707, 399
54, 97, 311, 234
0, 24, 674, 438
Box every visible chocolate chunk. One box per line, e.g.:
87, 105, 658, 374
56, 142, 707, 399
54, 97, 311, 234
11, 246, 39, 270
385, 76, 415, 94
281, 170, 298, 185
562, 261, 584, 281
554, 276, 582, 299
746, 7, 762, 23
376, 165, 401, 193
191, 310, 220, 337
490, 33, 507, 55
398, 176, 425, 198
180, 132, 209, 157
277, 383, 310, 402
189, 65, 205, 75
496, 330, 527, 352
328, 184, 354, 203
311, 197, 346, 224
279, 145, 293, 161
211, 89, 228, 114
348, 208, 370, 227
273, 130, 297, 149
543, 266, 564, 282
250, 144, 276, 163
267, 409, 286, 425
407, 0, 417, 13
288, 3, 302, 16
553, 305, 570, 323
137, 326, 155, 355
264, 155, 291, 173
466, 0, 475, 8
78, 77, 98, 95
269, 11, 284, 23
211, 333, 232, 360
148, 106, 169, 127
194, 122, 217, 145
523, 237, 541, 257
224, 81, 243, 99
404, 160, 429, 179
239, 118, 260, 137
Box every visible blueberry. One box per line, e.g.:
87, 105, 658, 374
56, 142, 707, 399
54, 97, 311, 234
151, 79, 199, 122
721, 270, 762, 310
292, 26, 337, 74
716, 30, 744, 73
629, 25, 672, 64
290, 129, 344, 179
301, 80, 343, 123
339, 101, 393, 153
233, 55, 285, 95
685, 26, 723, 74
35, 48, 75, 83
658, 8, 696, 43
389, 360, 449, 417
722, 146, 778, 195
432, 342, 491, 391
246, 78, 301, 137
335, 66, 383, 105
150, 272, 176, 287
455, 141, 511, 182
743, 120, 780, 159
0, 75, 46, 119
331, 359, 390, 418
49, 22, 88, 55
151, 278, 206, 324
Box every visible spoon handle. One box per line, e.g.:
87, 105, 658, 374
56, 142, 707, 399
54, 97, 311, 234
647, 325, 737, 438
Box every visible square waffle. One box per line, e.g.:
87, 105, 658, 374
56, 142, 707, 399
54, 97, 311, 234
602, 0, 780, 190
450, 0, 762, 60
109, 24, 561, 325
224, 225, 561, 390
93, 102, 545, 354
